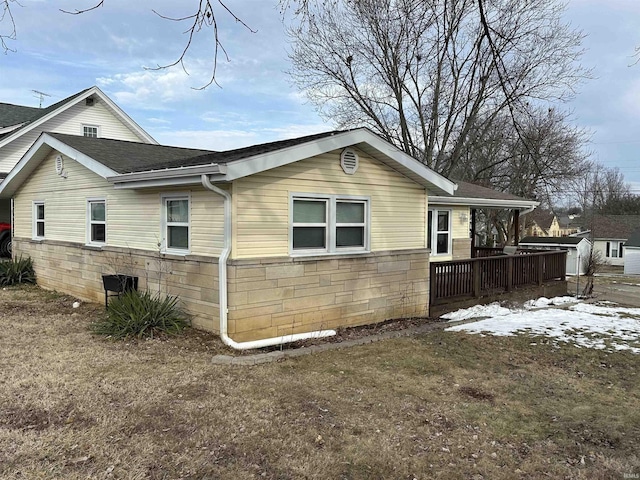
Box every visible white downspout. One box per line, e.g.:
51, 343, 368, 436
201, 175, 335, 350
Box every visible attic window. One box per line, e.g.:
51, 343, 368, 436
340, 148, 359, 175
83, 125, 99, 138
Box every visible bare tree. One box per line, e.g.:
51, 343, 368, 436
288, 0, 589, 177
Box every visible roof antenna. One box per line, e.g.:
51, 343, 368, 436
32, 90, 51, 108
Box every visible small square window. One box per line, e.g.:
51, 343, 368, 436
83, 125, 99, 138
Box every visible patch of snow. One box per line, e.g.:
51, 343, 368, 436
445, 303, 640, 354
524, 296, 577, 309
442, 302, 513, 322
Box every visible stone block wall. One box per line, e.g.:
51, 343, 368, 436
452, 238, 472, 260
226, 249, 430, 342
13, 238, 220, 332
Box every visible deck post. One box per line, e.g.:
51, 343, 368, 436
506, 256, 513, 292
537, 254, 544, 286
470, 208, 477, 257
473, 260, 481, 298
514, 210, 520, 246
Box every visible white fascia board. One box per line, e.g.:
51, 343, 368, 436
112, 176, 205, 189
107, 163, 225, 184
0, 123, 25, 135
223, 128, 456, 195
429, 195, 539, 211
0, 133, 118, 198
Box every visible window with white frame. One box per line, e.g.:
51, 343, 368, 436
606, 241, 624, 258
87, 199, 106, 244
83, 125, 99, 138
33, 201, 45, 239
427, 209, 451, 255
163, 195, 190, 252
291, 195, 369, 254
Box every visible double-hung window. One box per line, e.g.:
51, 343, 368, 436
606, 241, 624, 258
87, 199, 106, 245
33, 201, 45, 239
427, 209, 451, 255
163, 195, 190, 253
291, 195, 369, 254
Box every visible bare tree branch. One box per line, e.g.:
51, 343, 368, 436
0, 0, 18, 54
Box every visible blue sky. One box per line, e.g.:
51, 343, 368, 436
1, 0, 639, 192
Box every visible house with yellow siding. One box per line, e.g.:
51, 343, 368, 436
0, 128, 538, 349
0, 86, 156, 255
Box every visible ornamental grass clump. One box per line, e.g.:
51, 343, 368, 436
0, 256, 36, 286
92, 289, 190, 339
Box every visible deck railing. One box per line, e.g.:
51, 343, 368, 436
430, 250, 567, 306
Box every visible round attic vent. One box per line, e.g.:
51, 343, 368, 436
340, 148, 359, 175
55, 155, 64, 175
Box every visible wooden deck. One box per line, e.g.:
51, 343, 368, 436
430, 250, 567, 307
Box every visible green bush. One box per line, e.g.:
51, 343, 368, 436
0, 256, 36, 286
91, 289, 190, 339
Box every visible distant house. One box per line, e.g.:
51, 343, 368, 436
525, 209, 560, 237
0, 86, 156, 224
519, 236, 591, 275
624, 228, 640, 275
573, 215, 640, 267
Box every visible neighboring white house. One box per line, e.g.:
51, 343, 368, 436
572, 215, 640, 268
519, 236, 592, 276
624, 228, 640, 275
0, 86, 156, 224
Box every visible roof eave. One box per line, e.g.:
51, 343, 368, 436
222, 128, 456, 195
107, 164, 226, 186
0, 132, 119, 198
429, 195, 539, 210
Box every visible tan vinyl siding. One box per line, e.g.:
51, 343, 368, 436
233, 149, 426, 259
13, 151, 224, 256
0, 101, 148, 173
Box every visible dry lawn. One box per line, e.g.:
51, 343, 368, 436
1, 285, 639, 479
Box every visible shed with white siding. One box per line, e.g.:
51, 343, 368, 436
624, 229, 640, 275
519, 236, 591, 275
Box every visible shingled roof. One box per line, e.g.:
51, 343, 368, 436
453, 181, 533, 202
0, 88, 91, 131
586, 215, 640, 240
520, 236, 585, 245
48, 130, 346, 174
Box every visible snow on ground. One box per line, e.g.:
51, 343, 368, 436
444, 299, 640, 354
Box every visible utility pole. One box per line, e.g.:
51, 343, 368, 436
32, 90, 51, 108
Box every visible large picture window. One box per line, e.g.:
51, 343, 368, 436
427, 209, 451, 255
163, 195, 190, 252
33, 201, 45, 239
291, 195, 369, 254
87, 199, 106, 244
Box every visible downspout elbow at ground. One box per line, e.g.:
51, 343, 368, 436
200, 175, 336, 350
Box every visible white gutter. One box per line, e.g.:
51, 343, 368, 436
200, 174, 336, 350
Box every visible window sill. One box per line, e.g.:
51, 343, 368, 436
290, 249, 370, 259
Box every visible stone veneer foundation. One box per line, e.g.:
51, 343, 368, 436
13, 238, 220, 332
226, 249, 430, 342
15, 239, 430, 343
